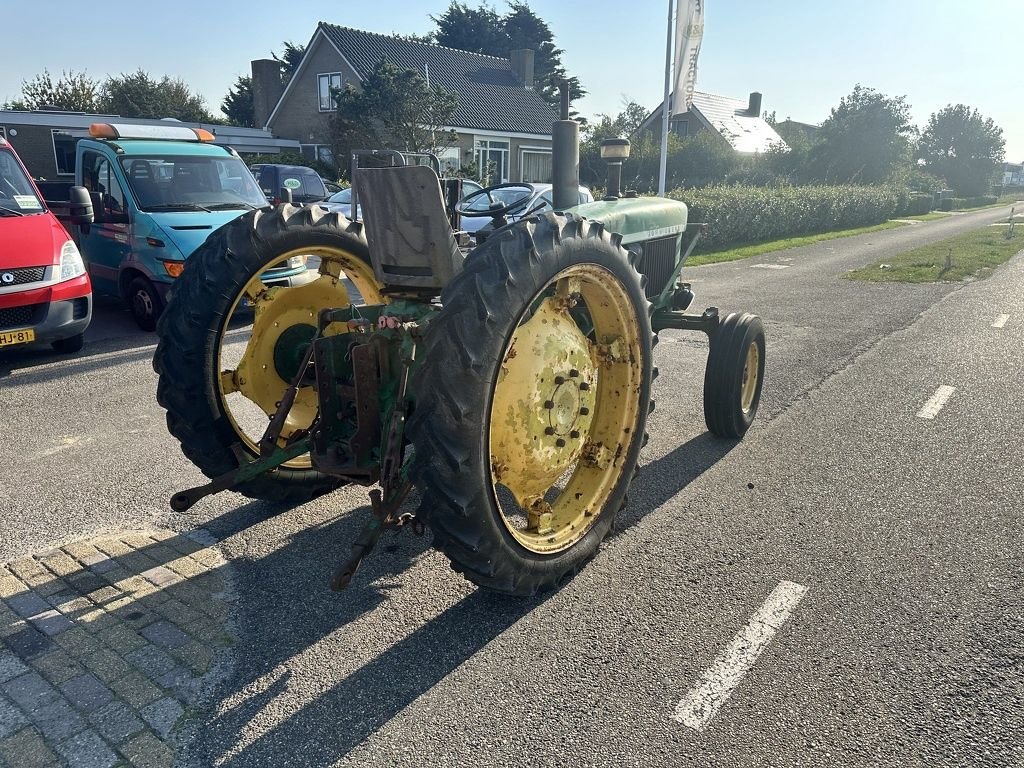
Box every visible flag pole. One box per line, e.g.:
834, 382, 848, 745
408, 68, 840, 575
658, 0, 674, 196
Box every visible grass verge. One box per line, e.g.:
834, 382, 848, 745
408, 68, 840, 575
902, 211, 953, 222
845, 226, 1023, 283
686, 220, 907, 267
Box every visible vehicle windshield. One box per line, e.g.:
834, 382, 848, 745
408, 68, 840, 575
0, 149, 45, 215
119, 155, 268, 212
463, 185, 535, 212
327, 188, 351, 204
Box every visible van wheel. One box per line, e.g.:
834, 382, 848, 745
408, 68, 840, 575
127, 276, 164, 332
52, 333, 84, 354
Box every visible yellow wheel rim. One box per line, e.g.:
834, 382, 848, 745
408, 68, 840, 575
216, 245, 385, 468
488, 264, 645, 554
740, 341, 760, 414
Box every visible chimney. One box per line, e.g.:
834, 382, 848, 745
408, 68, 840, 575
251, 59, 285, 128
748, 91, 763, 117
510, 49, 535, 89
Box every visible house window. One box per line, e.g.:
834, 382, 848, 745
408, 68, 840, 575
300, 144, 335, 167
474, 138, 509, 185
51, 130, 78, 176
318, 73, 343, 112
520, 148, 552, 183
672, 119, 689, 138
435, 146, 461, 176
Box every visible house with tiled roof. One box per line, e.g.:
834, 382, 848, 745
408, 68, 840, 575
639, 91, 787, 154
252, 22, 559, 183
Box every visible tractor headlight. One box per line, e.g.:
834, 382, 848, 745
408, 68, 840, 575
58, 240, 86, 282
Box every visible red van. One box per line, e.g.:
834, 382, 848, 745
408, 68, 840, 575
0, 136, 93, 353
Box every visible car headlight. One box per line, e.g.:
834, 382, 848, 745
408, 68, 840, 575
59, 240, 86, 282
287, 255, 307, 269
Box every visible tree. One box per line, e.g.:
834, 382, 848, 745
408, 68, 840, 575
429, 2, 585, 112
102, 70, 216, 122
222, 75, 255, 127
273, 41, 307, 83
580, 100, 650, 187
5, 70, 101, 112
918, 104, 1005, 196
431, 2, 506, 53
329, 60, 458, 176
809, 85, 914, 184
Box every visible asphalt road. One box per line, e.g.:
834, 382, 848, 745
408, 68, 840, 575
1, 203, 1021, 766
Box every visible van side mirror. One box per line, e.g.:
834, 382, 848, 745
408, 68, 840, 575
67, 186, 94, 226
279, 187, 293, 205
88, 191, 128, 225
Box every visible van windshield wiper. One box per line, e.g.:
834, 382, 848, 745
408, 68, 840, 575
145, 203, 212, 213
0, 206, 25, 217
205, 202, 261, 211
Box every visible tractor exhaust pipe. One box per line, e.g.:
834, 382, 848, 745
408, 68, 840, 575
551, 80, 580, 212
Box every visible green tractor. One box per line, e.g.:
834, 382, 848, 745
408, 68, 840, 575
153, 93, 765, 596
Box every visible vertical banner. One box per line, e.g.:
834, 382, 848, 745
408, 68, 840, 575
670, 0, 704, 116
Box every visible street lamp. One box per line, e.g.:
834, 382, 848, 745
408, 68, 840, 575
600, 138, 630, 200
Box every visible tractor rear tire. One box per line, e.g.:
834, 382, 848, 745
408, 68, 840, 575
409, 213, 654, 596
703, 312, 765, 438
153, 205, 380, 505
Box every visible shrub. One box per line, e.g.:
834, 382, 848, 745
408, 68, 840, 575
667, 184, 906, 251
938, 195, 997, 211
902, 194, 934, 216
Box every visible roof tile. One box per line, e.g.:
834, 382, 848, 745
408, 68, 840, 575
319, 23, 558, 136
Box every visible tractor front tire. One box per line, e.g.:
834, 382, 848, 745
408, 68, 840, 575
153, 205, 382, 505
703, 312, 765, 438
409, 213, 654, 596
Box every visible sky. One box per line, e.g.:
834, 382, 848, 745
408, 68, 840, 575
2, 0, 1021, 160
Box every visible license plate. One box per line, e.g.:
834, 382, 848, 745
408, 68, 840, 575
0, 328, 35, 347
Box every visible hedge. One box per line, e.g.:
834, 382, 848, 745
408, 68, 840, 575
903, 194, 934, 216
667, 184, 911, 251
938, 195, 999, 211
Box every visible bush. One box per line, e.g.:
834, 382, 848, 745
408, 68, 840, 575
902, 194, 933, 216
667, 184, 907, 251
938, 195, 997, 211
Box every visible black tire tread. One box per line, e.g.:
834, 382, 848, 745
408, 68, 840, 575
703, 312, 765, 438
408, 212, 654, 595
153, 204, 368, 504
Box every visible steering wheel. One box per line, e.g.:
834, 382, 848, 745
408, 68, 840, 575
455, 183, 534, 218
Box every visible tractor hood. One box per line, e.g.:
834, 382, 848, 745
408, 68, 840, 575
572, 197, 688, 246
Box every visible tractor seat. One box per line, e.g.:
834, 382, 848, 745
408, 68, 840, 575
356, 165, 462, 292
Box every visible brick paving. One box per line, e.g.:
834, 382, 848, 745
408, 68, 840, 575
0, 530, 232, 768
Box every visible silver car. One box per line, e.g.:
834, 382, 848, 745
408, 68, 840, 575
459, 183, 594, 241
319, 179, 484, 219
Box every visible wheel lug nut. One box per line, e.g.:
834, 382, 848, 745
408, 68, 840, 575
554, 376, 565, 385
579, 382, 591, 391
569, 369, 579, 378
544, 427, 555, 435
579, 407, 589, 416
570, 430, 580, 439
544, 400, 554, 409
555, 438, 566, 448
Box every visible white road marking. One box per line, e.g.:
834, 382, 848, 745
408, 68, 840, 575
673, 580, 808, 732
992, 314, 1010, 329
750, 264, 790, 270
916, 385, 956, 420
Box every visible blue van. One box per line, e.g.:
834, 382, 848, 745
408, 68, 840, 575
61, 123, 309, 330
